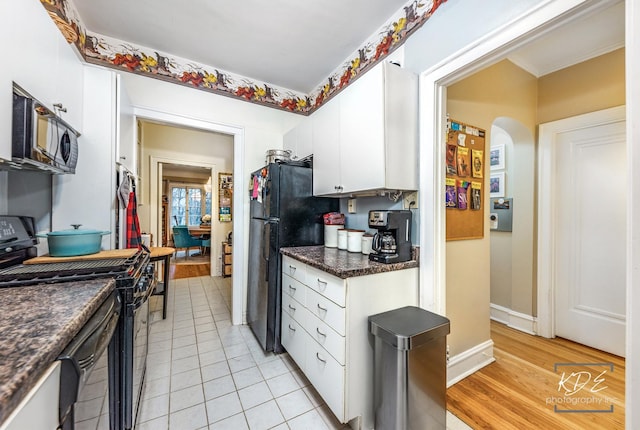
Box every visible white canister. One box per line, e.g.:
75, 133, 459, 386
361, 234, 373, 255
337, 229, 348, 250
347, 230, 365, 253
324, 225, 342, 248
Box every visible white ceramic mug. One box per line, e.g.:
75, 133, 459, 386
337, 229, 348, 250
361, 234, 373, 255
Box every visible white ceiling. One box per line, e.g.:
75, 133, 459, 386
73, 0, 409, 93
72, 0, 624, 96
506, 1, 624, 77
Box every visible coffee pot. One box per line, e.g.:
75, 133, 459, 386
368, 210, 412, 263
372, 231, 397, 254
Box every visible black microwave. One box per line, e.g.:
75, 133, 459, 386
11, 83, 79, 174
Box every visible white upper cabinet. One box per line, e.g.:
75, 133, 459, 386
0, 1, 84, 160
116, 74, 136, 173
54, 38, 85, 132
311, 97, 341, 195
312, 61, 418, 197
283, 117, 313, 161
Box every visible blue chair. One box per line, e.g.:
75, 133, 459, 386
172, 225, 203, 259
201, 238, 211, 255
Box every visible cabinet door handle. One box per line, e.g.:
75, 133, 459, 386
288, 324, 296, 331
317, 303, 327, 312
316, 352, 327, 363
316, 327, 326, 337
288, 304, 297, 311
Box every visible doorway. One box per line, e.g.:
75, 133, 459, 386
133, 107, 245, 326
419, 0, 634, 416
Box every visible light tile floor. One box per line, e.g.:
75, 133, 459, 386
140, 275, 470, 430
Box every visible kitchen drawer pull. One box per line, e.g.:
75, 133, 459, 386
289, 265, 297, 272
316, 327, 326, 337
288, 284, 297, 292
288, 324, 296, 331
316, 303, 327, 312
316, 352, 327, 363
316, 278, 327, 287
288, 304, 297, 311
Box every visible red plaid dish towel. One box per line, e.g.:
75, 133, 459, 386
126, 190, 142, 249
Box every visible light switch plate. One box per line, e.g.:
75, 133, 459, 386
403, 192, 418, 209
348, 199, 357, 213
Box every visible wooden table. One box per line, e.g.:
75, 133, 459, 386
188, 225, 211, 237
149, 247, 175, 320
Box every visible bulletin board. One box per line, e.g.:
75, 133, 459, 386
445, 119, 486, 241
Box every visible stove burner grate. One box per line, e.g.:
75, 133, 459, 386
0, 258, 132, 275
0, 251, 149, 288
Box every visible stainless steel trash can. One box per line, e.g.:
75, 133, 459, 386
368, 306, 450, 430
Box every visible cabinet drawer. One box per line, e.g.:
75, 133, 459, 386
306, 311, 345, 365
305, 339, 345, 422
281, 311, 306, 370
282, 256, 306, 284
282, 274, 306, 303
282, 290, 305, 323
306, 265, 345, 307
223, 265, 232, 276
223, 243, 232, 254
306, 288, 345, 336
223, 254, 232, 264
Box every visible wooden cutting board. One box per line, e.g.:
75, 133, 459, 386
24, 248, 138, 264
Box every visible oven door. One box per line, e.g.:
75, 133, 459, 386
131, 292, 149, 428
58, 290, 121, 430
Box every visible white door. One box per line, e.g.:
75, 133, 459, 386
552, 108, 626, 357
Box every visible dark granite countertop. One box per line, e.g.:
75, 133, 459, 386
281, 245, 419, 279
0, 279, 115, 424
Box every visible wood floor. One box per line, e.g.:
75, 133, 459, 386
447, 321, 625, 429
169, 262, 211, 279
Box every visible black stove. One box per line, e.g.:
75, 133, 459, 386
0, 215, 154, 429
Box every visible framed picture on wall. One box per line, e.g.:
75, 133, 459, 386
218, 173, 233, 222
490, 144, 505, 170
490, 172, 505, 198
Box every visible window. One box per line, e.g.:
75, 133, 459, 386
171, 184, 212, 226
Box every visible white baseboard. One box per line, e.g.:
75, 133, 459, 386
490, 303, 537, 335
447, 340, 495, 387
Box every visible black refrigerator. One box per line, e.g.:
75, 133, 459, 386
247, 160, 338, 353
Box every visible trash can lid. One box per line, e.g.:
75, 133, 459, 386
368, 306, 450, 350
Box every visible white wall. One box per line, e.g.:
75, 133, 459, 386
120, 72, 303, 321
403, 0, 545, 74
51, 66, 116, 250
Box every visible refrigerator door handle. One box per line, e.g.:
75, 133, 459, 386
261, 218, 278, 282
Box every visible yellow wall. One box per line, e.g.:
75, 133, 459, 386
445, 49, 625, 356
446, 60, 538, 355
538, 48, 625, 124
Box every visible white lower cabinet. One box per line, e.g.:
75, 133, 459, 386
281, 256, 418, 429
0, 362, 60, 430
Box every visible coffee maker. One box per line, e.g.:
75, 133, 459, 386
368, 210, 412, 263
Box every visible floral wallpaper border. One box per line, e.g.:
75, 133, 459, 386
40, 0, 447, 115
